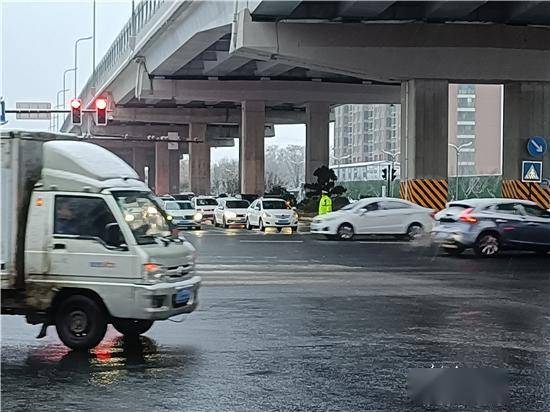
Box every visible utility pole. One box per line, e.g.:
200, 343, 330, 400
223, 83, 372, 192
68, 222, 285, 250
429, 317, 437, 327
74, 36, 93, 99
92, 0, 96, 95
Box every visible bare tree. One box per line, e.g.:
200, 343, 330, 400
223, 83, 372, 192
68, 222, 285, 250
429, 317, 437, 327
209, 144, 305, 195
265, 144, 305, 190
211, 158, 239, 195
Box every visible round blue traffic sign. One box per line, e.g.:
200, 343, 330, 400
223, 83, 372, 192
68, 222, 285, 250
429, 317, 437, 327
527, 136, 547, 157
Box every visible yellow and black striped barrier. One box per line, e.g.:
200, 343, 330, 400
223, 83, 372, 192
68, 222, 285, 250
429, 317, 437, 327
400, 179, 448, 210
502, 180, 550, 209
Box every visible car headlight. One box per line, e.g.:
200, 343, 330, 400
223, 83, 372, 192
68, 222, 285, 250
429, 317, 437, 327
292, 211, 299, 219
194, 212, 203, 221
225, 211, 237, 219
143, 262, 166, 283
263, 212, 272, 218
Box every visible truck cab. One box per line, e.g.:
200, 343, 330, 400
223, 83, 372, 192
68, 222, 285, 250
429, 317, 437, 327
1, 131, 201, 350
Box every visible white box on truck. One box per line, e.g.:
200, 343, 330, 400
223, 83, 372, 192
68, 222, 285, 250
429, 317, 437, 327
1, 131, 55, 289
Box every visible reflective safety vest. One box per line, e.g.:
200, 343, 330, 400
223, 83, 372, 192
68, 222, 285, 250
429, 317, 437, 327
318, 195, 333, 215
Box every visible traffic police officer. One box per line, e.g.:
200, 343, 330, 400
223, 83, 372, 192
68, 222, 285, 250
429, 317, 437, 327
318, 190, 332, 215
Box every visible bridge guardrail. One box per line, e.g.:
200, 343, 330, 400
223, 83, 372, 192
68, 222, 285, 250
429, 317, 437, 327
80, 0, 166, 105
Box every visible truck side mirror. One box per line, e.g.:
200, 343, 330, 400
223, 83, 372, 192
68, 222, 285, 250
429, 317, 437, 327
104, 223, 125, 248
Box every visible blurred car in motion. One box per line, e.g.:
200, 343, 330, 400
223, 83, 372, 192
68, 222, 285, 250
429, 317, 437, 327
164, 200, 202, 230
311, 197, 434, 240
246, 198, 298, 231
214, 198, 250, 227
172, 192, 196, 201
191, 196, 219, 222
432, 198, 550, 257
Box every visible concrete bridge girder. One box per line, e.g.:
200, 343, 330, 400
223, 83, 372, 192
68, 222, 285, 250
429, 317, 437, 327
232, 9, 550, 83
111, 106, 308, 125
114, 79, 401, 107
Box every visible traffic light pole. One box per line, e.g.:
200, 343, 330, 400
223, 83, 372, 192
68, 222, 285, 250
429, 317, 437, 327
383, 150, 399, 198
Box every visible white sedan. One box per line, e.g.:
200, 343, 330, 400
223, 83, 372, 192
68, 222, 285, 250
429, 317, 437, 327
163, 200, 202, 230
246, 198, 299, 231
191, 196, 218, 222
214, 198, 250, 227
310, 197, 434, 240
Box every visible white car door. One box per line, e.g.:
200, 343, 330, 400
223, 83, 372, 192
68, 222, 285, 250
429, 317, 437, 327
254, 201, 262, 225
378, 200, 415, 233
247, 201, 257, 224
356, 201, 385, 234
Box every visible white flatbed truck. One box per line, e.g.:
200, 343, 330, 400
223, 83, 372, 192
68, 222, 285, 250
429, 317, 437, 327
1, 130, 201, 350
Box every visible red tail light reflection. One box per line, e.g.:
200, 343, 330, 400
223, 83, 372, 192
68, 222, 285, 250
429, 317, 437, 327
459, 208, 478, 224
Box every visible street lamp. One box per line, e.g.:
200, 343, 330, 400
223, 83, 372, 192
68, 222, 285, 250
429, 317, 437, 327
74, 36, 93, 99
448, 141, 473, 200
62, 68, 76, 109
331, 146, 351, 174
55, 89, 69, 131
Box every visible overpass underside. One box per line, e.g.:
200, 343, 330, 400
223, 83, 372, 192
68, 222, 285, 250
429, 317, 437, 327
65, 1, 550, 207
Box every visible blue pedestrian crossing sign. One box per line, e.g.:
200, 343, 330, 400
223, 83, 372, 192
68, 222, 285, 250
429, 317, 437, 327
527, 136, 547, 157
522, 161, 543, 183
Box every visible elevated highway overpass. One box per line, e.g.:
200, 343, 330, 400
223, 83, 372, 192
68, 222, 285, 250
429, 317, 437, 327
62, 0, 550, 207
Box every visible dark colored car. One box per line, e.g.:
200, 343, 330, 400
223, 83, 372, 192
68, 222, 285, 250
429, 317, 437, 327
432, 198, 550, 257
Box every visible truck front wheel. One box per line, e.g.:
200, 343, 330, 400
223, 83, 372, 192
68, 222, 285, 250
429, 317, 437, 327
112, 319, 154, 337
55, 295, 107, 351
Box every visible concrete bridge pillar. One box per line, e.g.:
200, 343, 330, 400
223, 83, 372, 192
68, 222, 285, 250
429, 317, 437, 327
240, 100, 265, 195
169, 145, 182, 194
132, 147, 148, 181
305, 102, 330, 184
155, 142, 170, 195
502, 82, 550, 208
400, 79, 449, 209
189, 123, 211, 195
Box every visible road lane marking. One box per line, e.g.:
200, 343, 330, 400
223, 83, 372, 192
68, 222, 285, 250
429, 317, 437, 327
239, 240, 304, 243
358, 241, 410, 244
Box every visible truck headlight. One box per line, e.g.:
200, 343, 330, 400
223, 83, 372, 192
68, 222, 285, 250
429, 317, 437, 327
143, 262, 166, 283
194, 212, 203, 221
225, 211, 237, 219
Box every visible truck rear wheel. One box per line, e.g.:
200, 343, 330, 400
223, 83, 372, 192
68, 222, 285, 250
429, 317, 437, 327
55, 295, 107, 351
112, 319, 154, 337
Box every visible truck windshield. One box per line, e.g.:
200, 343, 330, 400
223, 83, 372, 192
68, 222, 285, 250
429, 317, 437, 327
112, 191, 171, 245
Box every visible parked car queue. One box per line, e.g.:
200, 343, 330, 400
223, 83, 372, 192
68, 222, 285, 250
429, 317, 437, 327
157, 193, 550, 257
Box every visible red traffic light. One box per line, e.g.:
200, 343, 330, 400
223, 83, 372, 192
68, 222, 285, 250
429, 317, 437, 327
70, 99, 81, 109
95, 98, 107, 110
95, 98, 108, 126
70, 98, 82, 125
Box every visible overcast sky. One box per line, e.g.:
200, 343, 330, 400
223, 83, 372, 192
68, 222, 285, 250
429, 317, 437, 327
1, 0, 332, 162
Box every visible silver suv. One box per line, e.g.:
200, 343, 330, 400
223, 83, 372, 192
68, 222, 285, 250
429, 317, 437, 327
432, 198, 550, 257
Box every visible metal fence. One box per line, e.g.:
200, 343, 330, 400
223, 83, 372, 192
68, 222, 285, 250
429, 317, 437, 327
342, 175, 502, 201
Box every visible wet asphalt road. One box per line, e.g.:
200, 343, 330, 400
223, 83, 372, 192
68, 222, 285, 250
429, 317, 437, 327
2, 226, 549, 411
